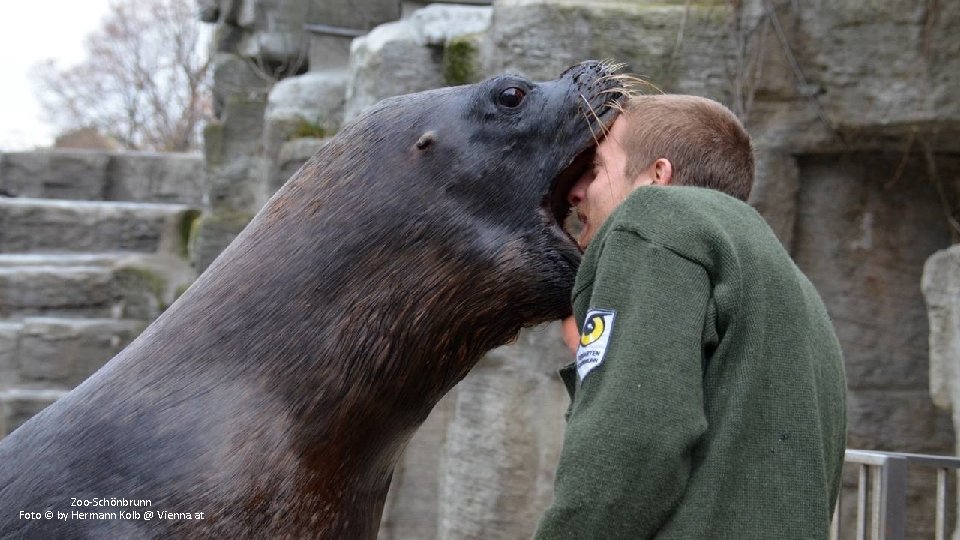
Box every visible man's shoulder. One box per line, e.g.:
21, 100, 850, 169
618, 185, 751, 222
611, 186, 760, 238
601, 185, 782, 269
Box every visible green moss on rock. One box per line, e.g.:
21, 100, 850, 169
290, 119, 329, 140
443, 36, 481, 86
115, 266, 169, 303
179, 209, 202, 260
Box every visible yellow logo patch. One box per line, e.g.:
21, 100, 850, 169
576, 309, 616, 381
580, 313, 606, 347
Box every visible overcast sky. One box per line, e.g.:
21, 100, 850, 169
0, 1, 119, 151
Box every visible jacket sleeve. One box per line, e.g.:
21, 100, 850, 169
534, 230, 712, 540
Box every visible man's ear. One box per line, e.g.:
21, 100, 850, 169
653, 158, 673, 186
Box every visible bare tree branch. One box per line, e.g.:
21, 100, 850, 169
32, 0, 212, 152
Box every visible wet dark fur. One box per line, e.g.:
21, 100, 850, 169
0, 62, 622, 539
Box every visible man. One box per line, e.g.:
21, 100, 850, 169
534, 95, 847, 539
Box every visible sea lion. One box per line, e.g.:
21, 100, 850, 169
0, 61, 625, 539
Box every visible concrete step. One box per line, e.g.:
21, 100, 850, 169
0, 317, 145, 393
0, 150, 205, 204
0, 253, 123, 267
0, 197, 200, 255
0, 253, 196, 319
0, 386, 71, 437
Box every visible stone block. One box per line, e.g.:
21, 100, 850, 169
189, 209, 256, 272
0, 254, 195, 320
205, 90, 268, 213
846, 389, 954, 454
310, 0, 400, 31
220, 93, 270, 161
379, 322, 571, 540
0, 151, 110, 200
0, 198, 199, 256
345, 17, 444, 122
748, 149, 799, 251
106, 152, 206, 205
792, 153, 952, 392
0, 388, 68, 438
264, 70, 347, 147
112, 254, 197, 320
344, 4, 491, 122
483, 1, 731, 98
0, 253, 194, 320
207, 155, 264, 213
308, 35, 352, 71
271, 138, 327, 195
436, 322, 570, 539
378, 389, 455, 540
796, 0, 960, 144
744, 100, 834, 153
923, 245, 960, 411
16, 318, 145, 388
0, 322, 22, 388
236, 0, 315, 63
211, 53, 272, 118
237, 31, 308, 67
263, 70, 346, 196
408, 4, 491, 47
0, 265, 115, 318
265, 71, 348, 132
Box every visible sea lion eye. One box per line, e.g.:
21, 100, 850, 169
498, 87, 526, 108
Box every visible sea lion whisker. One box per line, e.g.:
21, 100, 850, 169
577, 108, 603, 147
606, 101, 627, 115
577, 94, 603, 128
610, 74, 663, 94
597, 88, 634, 101
578, 94, 609, 141
598, 59, 627, 74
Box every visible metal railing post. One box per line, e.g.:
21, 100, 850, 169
876, 455, 907, 540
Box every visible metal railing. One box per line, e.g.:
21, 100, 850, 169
834, 449, 960, 540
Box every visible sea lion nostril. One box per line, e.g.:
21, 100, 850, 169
415, 131, 436, 150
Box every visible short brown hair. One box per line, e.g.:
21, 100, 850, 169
621, 95, 754, 201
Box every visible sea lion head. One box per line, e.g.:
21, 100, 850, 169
236, 61, 626, 400
398, 61, 624, 323
297, 62, 619, 311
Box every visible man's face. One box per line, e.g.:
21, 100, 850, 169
567, 117, 637, 249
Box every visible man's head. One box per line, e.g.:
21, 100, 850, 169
568, 94, 754, 247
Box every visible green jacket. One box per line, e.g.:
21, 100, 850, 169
534, 186, 847, 539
